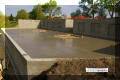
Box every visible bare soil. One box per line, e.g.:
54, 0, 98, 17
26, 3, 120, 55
32, 58, 119, 80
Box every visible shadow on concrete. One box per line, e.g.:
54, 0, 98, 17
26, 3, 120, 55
31, 63, 58, 80
94, 43, 120, 57
94, 45, 115, 56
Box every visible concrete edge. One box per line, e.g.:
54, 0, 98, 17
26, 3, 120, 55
1, 28, 31, 61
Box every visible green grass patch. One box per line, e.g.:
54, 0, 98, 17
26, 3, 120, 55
5, 21, 18, 28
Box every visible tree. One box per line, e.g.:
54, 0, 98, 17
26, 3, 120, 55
9, 14, 14, 21
29, 5, 46, 20
52, 7, 62, 17
115, 1, 120, 17
29, 0, 61, 19
16, 9, 29, 19
0, 11, 5, 28
79, 0, 92, 17
99, 0, 119, 18
79, 0, 99, 19
71, 12, 76, 17
42, 0, 61, 18
71, 9, 81, 17
98, 6, 106, 17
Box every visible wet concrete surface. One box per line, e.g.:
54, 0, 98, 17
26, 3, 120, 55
5, 29, 115, 59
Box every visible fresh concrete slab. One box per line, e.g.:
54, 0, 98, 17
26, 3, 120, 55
5, 29, 115, 59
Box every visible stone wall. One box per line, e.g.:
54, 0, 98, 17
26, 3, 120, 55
18, 19, 40, 29
73, 19, 115, 40
39, 19, 73, 32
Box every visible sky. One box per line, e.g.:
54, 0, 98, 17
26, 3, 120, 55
5, 5, 79, 16
0, 0, 80, 15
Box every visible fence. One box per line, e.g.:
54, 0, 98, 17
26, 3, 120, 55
18, 19, 116, 40
39, 19, 73, 32
73, 19, 115, 40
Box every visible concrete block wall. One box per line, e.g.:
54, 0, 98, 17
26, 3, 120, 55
18, 19, 115, 40
65, 19, 73, 28
39, 19, 73, 32
18, 19, 40, 29
73, 19, 115, 40
5, 36, 28, 80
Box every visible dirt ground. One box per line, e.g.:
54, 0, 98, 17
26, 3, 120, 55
31, 58, 119, 80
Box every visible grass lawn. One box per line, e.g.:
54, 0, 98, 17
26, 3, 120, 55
5, 21, 18, 28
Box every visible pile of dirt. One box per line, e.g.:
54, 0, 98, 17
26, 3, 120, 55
32, 58, 118, 80
48, 58, 114, 74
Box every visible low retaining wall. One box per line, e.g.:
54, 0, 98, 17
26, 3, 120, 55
39, 19, 73, 32
18, 19, 40, 29
73, 19, 115, 40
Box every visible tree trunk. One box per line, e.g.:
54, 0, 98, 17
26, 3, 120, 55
108, 7, 115, 19
108, 11, 113, 18
92, 13, 95, 19
49, 9, 52, 18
